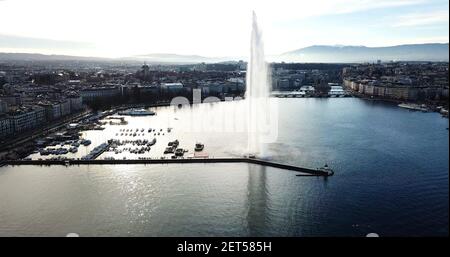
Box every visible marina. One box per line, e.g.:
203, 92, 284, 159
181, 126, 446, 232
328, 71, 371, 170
20, 102, 246, 162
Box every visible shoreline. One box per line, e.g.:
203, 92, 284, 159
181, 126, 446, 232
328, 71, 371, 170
349, 92, 449, 118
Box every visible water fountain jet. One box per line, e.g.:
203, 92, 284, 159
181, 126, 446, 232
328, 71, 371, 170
246, 11, 271, 158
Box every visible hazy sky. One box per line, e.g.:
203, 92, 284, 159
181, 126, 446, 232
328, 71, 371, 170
0, 0, 448, 57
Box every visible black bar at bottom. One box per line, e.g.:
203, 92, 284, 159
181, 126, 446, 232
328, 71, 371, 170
1, 237, 447, 256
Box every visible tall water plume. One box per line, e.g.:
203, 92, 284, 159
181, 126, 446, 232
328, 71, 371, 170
246, 12, 271, 156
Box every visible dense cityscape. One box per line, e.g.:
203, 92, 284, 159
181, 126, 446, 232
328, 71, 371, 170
1, 60, 448, 153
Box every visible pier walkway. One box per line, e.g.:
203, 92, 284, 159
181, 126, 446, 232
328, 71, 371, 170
2, 158, 334, 177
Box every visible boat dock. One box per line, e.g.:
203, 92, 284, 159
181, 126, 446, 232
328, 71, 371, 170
1, 158, 334, 177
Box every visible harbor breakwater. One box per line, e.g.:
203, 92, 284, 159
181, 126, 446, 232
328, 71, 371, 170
2, 158, 334, 177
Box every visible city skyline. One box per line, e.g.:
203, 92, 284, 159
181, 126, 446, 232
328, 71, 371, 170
0, 0, 448, 58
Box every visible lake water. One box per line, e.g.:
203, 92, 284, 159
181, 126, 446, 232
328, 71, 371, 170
0, 98, 448, 236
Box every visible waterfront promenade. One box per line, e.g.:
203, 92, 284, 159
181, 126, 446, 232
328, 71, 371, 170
0, 110, 93, 152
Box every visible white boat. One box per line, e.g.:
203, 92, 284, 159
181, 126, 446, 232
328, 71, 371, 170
398, 103, 429, 112
175, 148, 184, 156
118, 108, 156, 116
195, 143, 204, 152
147, 138, 157, 146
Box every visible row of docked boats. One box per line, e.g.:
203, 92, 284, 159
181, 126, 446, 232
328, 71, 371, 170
81, 143, 109, 160
117, 127, 171, 137
107, 138, 157, 155
116, 132, 164, 137
38, 139, 91, 156
164, 140, 205, 158
118, 108, 156, 116
129, 146, 151, 154
120, 128, 147, 132
45, 138, 89, 147
398, 103, 429, 112
39, 147, 69, 156
108, 138, 156, 147
46, 139, 91, 147
164, 140, 180, 154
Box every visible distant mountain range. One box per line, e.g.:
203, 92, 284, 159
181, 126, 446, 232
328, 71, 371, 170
0, 52, 108, 62
124, 53, 237, 64
0, 43, 448, 63
0, 52, 237, 64
280, 43, 449, 63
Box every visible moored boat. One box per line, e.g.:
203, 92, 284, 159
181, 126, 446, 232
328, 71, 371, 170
175, 148, 184, 156
398, 103, 429, 112
195, 143, 204, 152
81, 139, 91, 146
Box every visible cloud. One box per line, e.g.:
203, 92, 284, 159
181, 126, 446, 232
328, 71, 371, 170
252, 0, 425, 22
331, 0, 424, 15
392, 10, 449, 27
